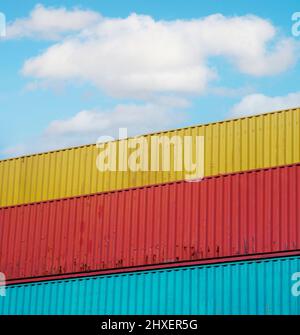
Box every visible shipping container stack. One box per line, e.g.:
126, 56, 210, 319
0, 108, 300, 315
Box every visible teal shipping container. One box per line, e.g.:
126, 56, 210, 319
1, 256, 300, 315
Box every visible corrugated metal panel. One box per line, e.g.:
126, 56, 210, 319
1, 163, 300, 282
0, 108, 299, 207
1, 256, 300, 315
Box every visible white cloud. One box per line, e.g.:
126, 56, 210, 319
6, 4, 101, 40
45, 103, 183, 136
230, 92, 300, 117
17, 8, 297, 99
2, 103, 186, 157
3, 6, 299, 158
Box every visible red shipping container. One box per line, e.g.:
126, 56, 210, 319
1, 163, 300, 283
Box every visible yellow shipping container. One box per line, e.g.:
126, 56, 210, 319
0, 107, 300, 207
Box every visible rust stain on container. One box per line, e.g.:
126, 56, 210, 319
1, 163, 300, 281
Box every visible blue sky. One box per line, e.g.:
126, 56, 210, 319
0, 0, 300, 158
